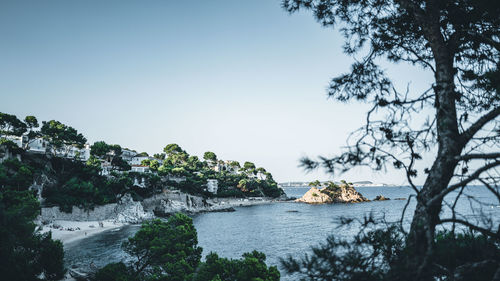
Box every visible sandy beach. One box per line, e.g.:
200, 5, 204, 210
38, 220, 126, 245
37, 197, 280, 245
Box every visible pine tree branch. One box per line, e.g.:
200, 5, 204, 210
460, 107, 500, 145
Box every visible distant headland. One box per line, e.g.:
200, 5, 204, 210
279, 180, 396, 188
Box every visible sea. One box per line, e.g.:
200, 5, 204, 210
64, 186, 499, 280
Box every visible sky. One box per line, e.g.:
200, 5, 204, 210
0, 0, 435, 184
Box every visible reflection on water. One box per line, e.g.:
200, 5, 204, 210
64, 186, 499, 280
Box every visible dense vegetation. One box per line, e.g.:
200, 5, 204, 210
0, 112, 284, 213
0, 158, 65, 281
94, 214, 280, 281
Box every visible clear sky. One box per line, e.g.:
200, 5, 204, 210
0, 0, 434, 184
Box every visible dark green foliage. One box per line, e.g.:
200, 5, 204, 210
193, 251, 280, 281
259, 181, 284, 198
163, 143, 184, 155
214, 172, 283, 198
112, 156, 131, 171
203, 151, 217, 162
0, 158, 34, 191
433, 231, 500, 281
281, 1, 500, 279
24, 115, 39, 129
96, 214, 279, 281
0, 138, 24, 155
169, 177, 211, 197
122, 214, 202, 281
44, 177, 110, 212
216, 186, 245, 198
153, 153, 166, 160
90, 141, 111, 157
0, 188, 65, 281
91, 141, 129, 171
0, 112, 27, 136
86, 155, 102, 170
93, 262, 133, 281
40, 157, 132, 212
282, 223, 500, 281
281, 224, 406, 281
40, 120, 87, 151
38, 232, 66, 280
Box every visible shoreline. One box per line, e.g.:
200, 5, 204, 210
38, 220, 126, 245
38, 197, 284, 245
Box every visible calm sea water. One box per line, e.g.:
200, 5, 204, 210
64, 186, 499, 279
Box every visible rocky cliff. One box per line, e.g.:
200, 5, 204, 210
39, 190, 278, 223
40, 193, 154, 223
295, 184, 369, 204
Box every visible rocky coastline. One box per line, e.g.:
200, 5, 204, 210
37, 190, 284, 245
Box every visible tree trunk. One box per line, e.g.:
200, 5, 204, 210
405, 39, 462, 280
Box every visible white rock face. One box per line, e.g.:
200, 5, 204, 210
115, 194, 154, 223
40, 193, 154, 223
142, 190, 214, 215
39, 189, 277, 223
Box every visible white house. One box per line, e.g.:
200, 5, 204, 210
131, 155, 152, 165
131, 164, 150, 173
53, 143, 91, 161
0, 134, 90, 161
26, 137, 48, 154
206, 179, 218, 194
121, 149, 136, 162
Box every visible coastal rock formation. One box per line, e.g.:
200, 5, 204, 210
142, 190, 214, 215
115, 194, 155, 223
295, 187, 332, 204
40, 193, 154, 223
373, 195, 390, 201
40, 189, 279, 223
296, 184, 369, 204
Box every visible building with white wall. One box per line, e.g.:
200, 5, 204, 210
131, 155, 152, 165
121, 149, 136, 162
131, 165, 150, 173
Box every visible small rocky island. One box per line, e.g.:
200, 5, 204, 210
296, 181, 369, 204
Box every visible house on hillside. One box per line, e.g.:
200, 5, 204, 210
131, 164, 150, 173
131, 153, 152, 165
0, 134, 91, 161
121, 149, 136, 162
59, 144, 91, 161
26, 137, 48, 154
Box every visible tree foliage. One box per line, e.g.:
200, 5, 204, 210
193, 251, 280, 281
95, 214, 279, 281
0, 159, 65, 281
122, 214, 202, 281
0, 112, 27, 136
282, 0, 500, 280
203, 151, 217, 162
40, 120, 87, 153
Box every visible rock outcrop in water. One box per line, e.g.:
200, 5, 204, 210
295, 183, 369, 204
373, 195, 390, 201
